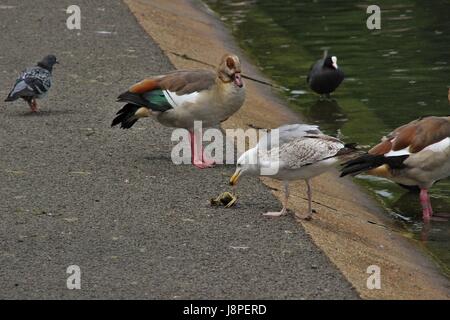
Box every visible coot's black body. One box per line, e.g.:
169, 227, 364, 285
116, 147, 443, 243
307, 55, 344, 96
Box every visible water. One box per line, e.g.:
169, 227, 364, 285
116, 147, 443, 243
205, 0, 450, 276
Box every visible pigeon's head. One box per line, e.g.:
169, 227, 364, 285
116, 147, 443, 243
324, 56, 338, 70
230, 147, 258, 186
38, 55, 59, 71
218, 53, 243, 88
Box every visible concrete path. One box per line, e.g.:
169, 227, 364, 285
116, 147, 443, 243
0, 0, 357, 299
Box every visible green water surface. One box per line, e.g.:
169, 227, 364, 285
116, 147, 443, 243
205, 0, 450, 276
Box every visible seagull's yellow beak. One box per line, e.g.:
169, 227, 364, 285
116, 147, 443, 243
229, 170, 241, 186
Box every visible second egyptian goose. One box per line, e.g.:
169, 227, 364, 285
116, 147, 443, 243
111, 54, 246, 168
341, 116, 450, 221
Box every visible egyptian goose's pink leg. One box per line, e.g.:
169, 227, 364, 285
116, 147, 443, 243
419, 189, 433, 221
189, 130, 215, 169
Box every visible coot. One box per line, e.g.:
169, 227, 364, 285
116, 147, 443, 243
307, 54, 344, 97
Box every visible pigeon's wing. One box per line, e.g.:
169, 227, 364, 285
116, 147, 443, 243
6, 67, 52, 101
23, 67, 52, 95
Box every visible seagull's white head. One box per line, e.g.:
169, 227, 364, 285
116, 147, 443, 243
230, 148, 259, 186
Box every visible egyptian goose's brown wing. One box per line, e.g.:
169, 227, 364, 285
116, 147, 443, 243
370, 116, 450, 155
157, 70, 216, 95
341, 116, 450, 177
127, 70, 215, 96
112, 69, 216, 128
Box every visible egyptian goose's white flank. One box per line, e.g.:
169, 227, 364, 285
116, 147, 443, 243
111, 54, 246, 169
230, 124, 357, 220
341, 116, 450, 221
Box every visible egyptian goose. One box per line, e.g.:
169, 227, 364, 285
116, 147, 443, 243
307, 54, 344, 98
5, 55, 58, 112
230, 124, 357, 220
111, 54, 246, 169
341, 116, 450, 221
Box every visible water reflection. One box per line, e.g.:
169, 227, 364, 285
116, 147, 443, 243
392, 190, 450, 244
304, 99, 346, 134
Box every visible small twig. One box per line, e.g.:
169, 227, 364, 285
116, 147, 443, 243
169, 51, 288, 90
170, 51, 215, 68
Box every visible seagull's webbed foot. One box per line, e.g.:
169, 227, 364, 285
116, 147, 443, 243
263, 208, 287, 217
295, 212, 313, 221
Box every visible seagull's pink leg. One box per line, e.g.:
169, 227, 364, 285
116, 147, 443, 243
264, 181, 289, 217
189, 130, 215, 169
419, 189, 433, 222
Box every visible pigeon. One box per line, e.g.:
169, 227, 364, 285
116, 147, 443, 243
111, 53, 246, 169
5, 55, 58, 112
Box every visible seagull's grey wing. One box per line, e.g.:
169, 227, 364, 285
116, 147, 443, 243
258, 124, 323, 151
272, 136, 344, 170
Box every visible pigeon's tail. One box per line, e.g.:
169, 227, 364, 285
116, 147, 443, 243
340, 153, 408, 177
111, 103, 150, 129
4, 93, 17, 102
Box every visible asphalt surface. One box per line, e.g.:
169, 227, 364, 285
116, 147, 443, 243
0, 0, 358, 299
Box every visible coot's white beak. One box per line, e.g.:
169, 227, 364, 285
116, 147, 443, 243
332, 56, 338, 69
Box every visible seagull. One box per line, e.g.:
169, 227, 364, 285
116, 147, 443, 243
230, 124, 358, 220
307, 52, 344, 98
111, 54, 246, 169
5, 55, 58, 112
341, 116, 450, 221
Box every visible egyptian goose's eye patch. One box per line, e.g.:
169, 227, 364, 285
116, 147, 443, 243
226, 57, 235, 70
